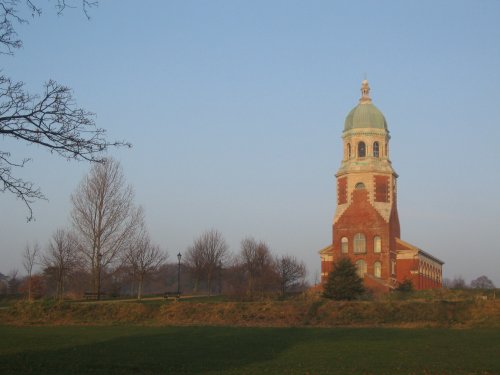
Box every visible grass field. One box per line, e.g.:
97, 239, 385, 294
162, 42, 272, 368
1, 326, 498, 374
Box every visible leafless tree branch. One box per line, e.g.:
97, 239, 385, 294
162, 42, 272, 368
71, 158, 141, 299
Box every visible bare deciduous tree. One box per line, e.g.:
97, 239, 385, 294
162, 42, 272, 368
42, 228, 80, 300
185, 230, 228, 295
470, 275, 495, 289
123, 225, 167, 300
22, 242, 40, 301
275, 255, 306, 297
0, 0, 129, 221
444, 276, 468, 290
240, 237, 274, 297
71, 158, 141, 299
7, 269, 20, 295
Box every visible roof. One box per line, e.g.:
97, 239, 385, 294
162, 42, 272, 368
396, 238, 445, 265
344, 103, 388, 131
344, 80, 388, 132
318, 244, 333, 255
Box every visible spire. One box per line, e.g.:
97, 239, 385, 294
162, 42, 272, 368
359, 79, 372, 104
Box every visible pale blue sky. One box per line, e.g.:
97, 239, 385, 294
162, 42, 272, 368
1, 1, 499, 285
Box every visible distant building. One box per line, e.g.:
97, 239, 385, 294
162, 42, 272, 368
319, 81, 443, 291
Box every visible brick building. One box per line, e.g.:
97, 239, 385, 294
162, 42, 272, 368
319, 80, 443, 291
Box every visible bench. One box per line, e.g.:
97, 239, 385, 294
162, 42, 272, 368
83, 292, 106, 300
163, 292, 181, 299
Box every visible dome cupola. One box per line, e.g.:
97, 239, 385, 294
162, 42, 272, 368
344, 80, 387, 131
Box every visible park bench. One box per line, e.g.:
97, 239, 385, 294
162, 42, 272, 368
83, 292, 107, 300
163, 292, 181, 299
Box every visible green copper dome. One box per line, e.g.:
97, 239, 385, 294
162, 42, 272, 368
343, 80, 387, 132
344, 103, 387, 131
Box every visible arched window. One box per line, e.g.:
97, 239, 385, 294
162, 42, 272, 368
374, 261, 381, 278
354, 233, 366, 253
374, 236, 381, 253
341, 237, 348, 253
373, 142, 379, 157
358, 142, 366, 158
355, 182, 365, 189
347, 143, 351, 159
356, 260, 367, 278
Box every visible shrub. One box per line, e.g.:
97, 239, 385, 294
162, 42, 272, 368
323, 258, 364, 301
396, 279, 414, 292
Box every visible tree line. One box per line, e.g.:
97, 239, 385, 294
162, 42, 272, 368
0, 158, 307, 301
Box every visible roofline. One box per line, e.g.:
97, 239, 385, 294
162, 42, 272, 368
396, 238, 445, 265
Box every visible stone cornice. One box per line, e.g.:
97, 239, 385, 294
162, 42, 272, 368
342, 129, 390, 139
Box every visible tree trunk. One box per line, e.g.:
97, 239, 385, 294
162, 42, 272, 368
96, 265, 102, 300
137, 274, 144, 300
27, 276, 32, 301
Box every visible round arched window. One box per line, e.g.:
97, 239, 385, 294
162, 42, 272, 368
358, 142, 366, 158
374, 236, 381, 253
373, 142, 379, 157
356, 260, 367, 278
341, 237, 348, 253
374, 261, 381, 278
355, 182, 365, 190
354, 233, 366, 253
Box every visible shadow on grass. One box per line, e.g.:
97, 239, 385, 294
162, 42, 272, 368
0, 326, 499, 374
0, 326, 301, 374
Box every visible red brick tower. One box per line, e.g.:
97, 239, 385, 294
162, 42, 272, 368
320, 80, 400, 291
319, 80, 443, 291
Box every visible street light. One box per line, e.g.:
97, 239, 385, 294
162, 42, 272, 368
177, 252, 182, 298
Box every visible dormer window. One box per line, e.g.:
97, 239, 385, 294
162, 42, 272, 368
358, 142, 366, 158
373, 142, 379, 157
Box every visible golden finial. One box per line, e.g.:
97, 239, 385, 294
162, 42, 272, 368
360, 79, 372, 104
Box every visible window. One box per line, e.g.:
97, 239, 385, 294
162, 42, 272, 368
374, 236, 381, 253
354, 233, 366, 253
347, 143, 351, 159
374, 261, 381, 278
355, 182, 365, 189
341, 237, 348, 253
356, 260, 367, 278
373, 142, 379, 157
358, 142, 366, 158
391, 260, 396, 275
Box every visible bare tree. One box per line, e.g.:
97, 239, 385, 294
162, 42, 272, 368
471, 275, 495, 289
240, 237, 274, 297
444, 276, 468, 290
123, 225, 167, 299
22, 242, 40, 301
7, 269, 20, 295
42, 228, 80, 300
185, 230, 228, 295
0, 1, 129, 221
185, 241, 205, 293
71, 158, 141, 299
275, 255, 306, 297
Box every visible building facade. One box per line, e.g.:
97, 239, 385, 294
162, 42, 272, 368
320, 81, 443, 291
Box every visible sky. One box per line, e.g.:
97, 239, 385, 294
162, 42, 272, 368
1, 0, 499, 285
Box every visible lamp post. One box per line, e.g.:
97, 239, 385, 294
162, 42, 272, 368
177, 252, 182, 298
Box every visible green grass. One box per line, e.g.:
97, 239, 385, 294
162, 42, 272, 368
0, 326, 498, 374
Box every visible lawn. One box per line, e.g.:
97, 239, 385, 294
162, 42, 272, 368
0, 326, 498, 374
